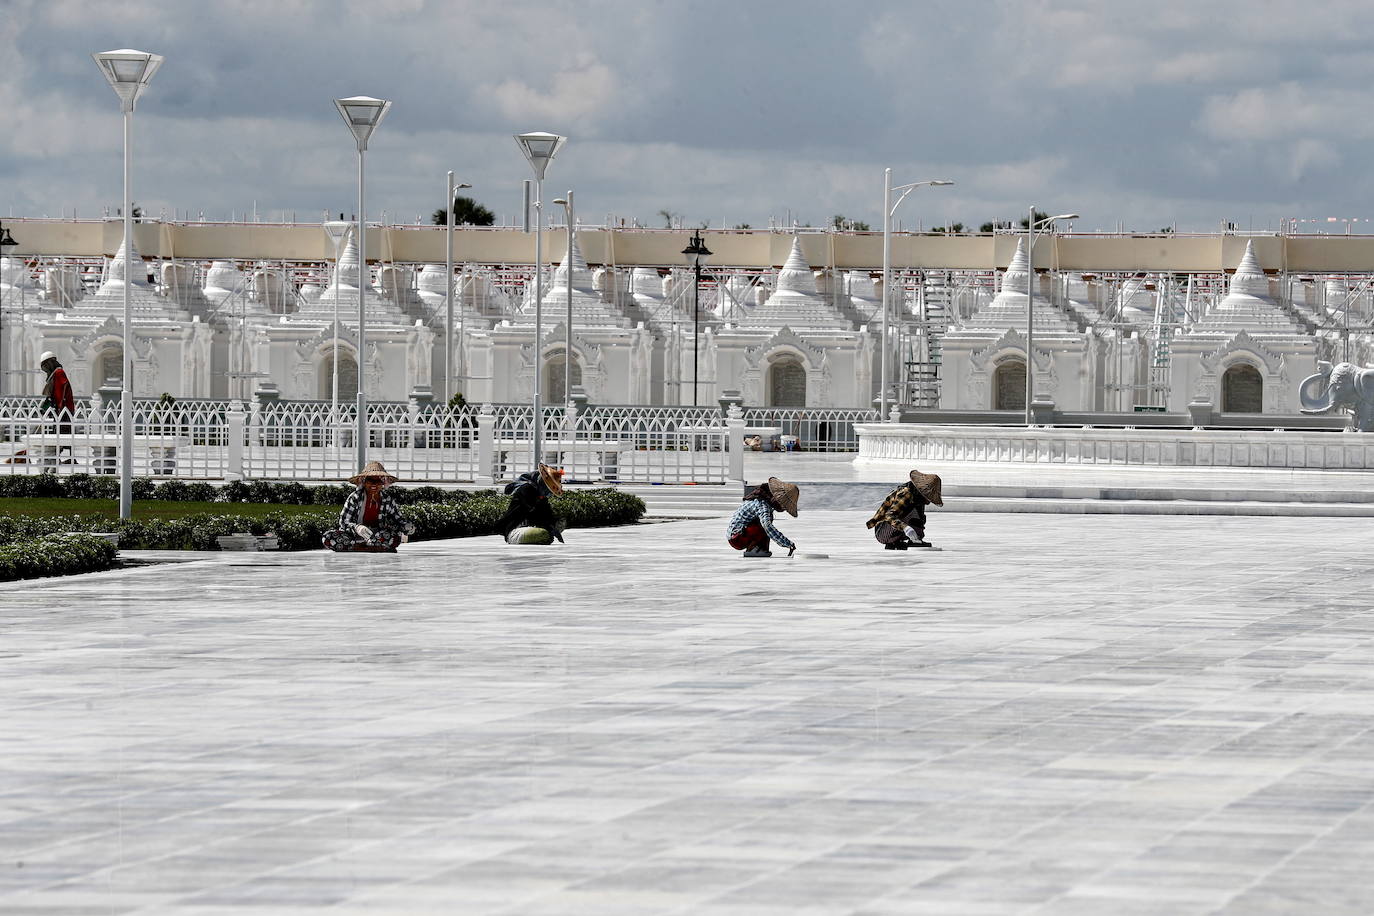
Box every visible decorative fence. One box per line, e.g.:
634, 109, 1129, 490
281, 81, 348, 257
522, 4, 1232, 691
742, 407, 880, 452
0, 397, 750, 485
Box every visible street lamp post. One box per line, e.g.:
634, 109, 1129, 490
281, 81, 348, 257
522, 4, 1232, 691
444, 173, 472, 405
553, 192, 576, 409
93, 48, 163, 521
334, 96, 392, 472
514, 131, 567, 469
0, 225, 17, 394
1023, 208, 1079, 426
681, 231, 712, 406
881, 170, 953, 419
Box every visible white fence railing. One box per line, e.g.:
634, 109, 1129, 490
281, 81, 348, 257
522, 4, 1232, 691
0, 400, 747, 485
742, 407, 880, 451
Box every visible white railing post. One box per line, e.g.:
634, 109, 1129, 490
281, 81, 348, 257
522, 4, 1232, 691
727, 403, 745, 486
476, 403, 496, 485
226, 399, 245, 481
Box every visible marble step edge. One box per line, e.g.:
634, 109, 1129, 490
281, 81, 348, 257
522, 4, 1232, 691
793, 481, 1374, 505
944, 496, 1374, 517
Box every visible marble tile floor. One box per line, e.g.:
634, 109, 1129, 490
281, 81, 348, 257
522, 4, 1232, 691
3, 510, 1374, 914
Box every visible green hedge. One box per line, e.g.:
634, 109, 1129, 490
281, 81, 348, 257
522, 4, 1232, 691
0, 474, 473, 507
0, 534, 120, 582
0, 489, 645, 552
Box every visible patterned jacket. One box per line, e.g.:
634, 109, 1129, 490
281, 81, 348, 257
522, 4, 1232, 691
865, 482, 927, 533
337, 487, 415, 535
727, 498, 795, 550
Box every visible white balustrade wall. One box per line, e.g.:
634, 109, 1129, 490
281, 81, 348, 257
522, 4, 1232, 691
856, 423, 1374, 470
0, 397, 747, 485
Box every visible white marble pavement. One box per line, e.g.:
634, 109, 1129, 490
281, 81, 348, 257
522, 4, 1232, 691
3, 511, 1374, 914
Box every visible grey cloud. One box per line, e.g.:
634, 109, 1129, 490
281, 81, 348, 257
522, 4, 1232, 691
7, 0, 1374, 234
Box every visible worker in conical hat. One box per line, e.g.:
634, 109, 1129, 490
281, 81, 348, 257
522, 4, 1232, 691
322, 461, 415, 552
866, 469, 942, 550
496, 464, 567, 544
726, 477, 799, 558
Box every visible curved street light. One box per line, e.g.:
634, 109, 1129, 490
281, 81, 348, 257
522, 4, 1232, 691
881, 171, 953, 419
552, 193, 576, 412
1024, 209, 1079, 425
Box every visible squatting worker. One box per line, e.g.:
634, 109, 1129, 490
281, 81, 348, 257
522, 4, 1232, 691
496, 464, 566, 543
867, 469, 943, 550
40, 351, 75, 434
727, 476, 799, 558
322, 461, 415, 552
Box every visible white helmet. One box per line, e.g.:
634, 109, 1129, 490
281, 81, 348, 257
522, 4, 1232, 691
39, 351, 56, 363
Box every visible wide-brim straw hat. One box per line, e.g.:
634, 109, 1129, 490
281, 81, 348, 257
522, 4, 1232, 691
349, 460, 399, 486
539, 463, 565, 496
909, 469, 943, 506
767, 476, 800, 517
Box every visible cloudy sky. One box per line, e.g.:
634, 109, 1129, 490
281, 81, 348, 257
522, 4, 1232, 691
5, 0, 1374, 234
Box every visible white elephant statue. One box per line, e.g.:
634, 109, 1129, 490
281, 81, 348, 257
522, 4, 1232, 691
1299, 361, 1374, 431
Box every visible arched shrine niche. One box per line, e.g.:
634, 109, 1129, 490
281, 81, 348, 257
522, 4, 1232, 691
95, 346, 123, 389
1221, 363, 1263, 413
768, 357, 807, 407
544, 349, 583, 405
994, 358, 1026, 410
320, 347, 359, 402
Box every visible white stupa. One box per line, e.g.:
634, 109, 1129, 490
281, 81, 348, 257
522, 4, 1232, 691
1191, 241, 1301, 333
741, 237, 851, 329
295, 235, 407, 324
73, 227, 186, 320
415, 263, 488, 328
963, 239, 1079, 332
200, 260, 250, 307
514, 233, 628, 327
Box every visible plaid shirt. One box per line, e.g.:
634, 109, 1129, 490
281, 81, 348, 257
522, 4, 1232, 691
865, 483, 926, 532
727, 498, 795, 550
338, 487, 415, 535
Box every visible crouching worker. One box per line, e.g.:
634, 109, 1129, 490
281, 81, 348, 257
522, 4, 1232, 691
322, 461, 415, 552
727, 476, 799, 558
867, 469, 942, 550
497, 464, 566, 544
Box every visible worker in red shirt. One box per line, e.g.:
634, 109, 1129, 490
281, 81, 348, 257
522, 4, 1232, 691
40, 350, 75, 434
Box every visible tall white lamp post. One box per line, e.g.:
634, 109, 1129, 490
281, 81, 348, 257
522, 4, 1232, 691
1024, 208, 1078, 426
881, 170, 953, 419
514, 131, 567, 469
553, 192, 576, 410
334, 96, 391, 471
93, 49, 163, 521
444, 172, 471, 405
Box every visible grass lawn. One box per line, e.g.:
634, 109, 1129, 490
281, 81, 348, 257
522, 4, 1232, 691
0, 497, 335, 521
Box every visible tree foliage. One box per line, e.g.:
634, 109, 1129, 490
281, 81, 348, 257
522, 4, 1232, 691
432, 196, 496, 226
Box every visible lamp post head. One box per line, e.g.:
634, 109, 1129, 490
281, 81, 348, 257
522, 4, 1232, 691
930, 180, 955, 186
514, 131, 567, 180
455, 183, 472, 192
92, 49, 163, 113
334, 96, 392, 151
682, 230, 712, 268
1053, 213, 1079, 222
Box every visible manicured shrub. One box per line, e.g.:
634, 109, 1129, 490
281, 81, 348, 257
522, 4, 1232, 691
0, 487, 641, 553
0, 534, 119, 582
153, 479, 190, 501
183, 482, 218, 503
